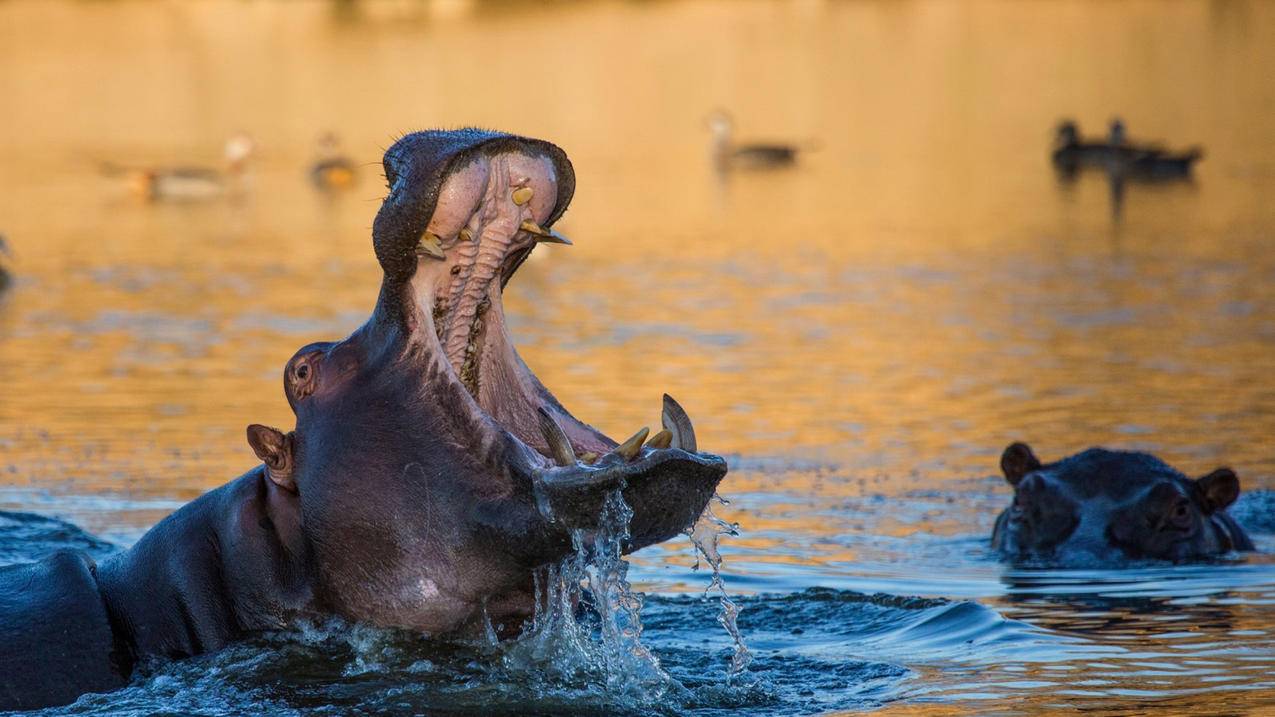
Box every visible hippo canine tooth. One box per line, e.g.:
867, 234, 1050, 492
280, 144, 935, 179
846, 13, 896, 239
646, 429, 672, 450
661, 393, 697, 452
417, 232, 446, 260
536, 407, 576, 467
613, 427, 650, 461
518, 220, 573, 245
511, 186, 533, 205
540, 230, 572, 245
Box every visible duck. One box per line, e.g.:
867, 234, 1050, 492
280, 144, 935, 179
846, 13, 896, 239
1107, 118, 1203, 178
706, 110, 807, 169
101, 133, 255, 201
309, 132, 358, 190
1051, 119, 1202, 178
1051, 120, 1112, 171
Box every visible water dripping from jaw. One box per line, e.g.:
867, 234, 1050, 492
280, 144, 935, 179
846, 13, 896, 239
688, 493, 753, 679
502, 490, 678, 706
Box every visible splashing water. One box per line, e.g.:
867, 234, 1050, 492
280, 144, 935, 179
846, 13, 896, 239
504, 489, 681, 705
688, 494, 753, 677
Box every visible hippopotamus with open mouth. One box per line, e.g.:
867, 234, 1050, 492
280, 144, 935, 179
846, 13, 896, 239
991, 442, 1253, 563
0, 129, 727, 710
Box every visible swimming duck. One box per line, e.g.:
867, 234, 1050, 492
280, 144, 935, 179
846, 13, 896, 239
1052, 119, 1202, 177
1107, 118, 1203, 178
102, 133, 255, 201
707, 110, 805, 169
310, 132, 358, 190
1051, 120, 1112, 171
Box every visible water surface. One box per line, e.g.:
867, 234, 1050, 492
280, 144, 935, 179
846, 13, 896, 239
1, 0, 1274, 714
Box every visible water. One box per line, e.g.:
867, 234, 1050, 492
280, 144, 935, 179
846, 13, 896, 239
2, 0, 1275, 714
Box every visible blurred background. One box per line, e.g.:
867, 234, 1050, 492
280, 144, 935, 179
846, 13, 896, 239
1, 1, 1274, 714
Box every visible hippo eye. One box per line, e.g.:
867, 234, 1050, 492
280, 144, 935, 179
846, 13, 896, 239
296, 364, 310, 380
1166, 499, 1193, 530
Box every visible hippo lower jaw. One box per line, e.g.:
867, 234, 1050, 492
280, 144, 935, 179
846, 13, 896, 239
376, 132, 727, 553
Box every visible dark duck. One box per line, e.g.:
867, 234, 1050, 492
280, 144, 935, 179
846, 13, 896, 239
1052, 118, 1202, 178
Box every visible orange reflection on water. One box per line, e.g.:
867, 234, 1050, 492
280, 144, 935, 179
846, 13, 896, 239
1, 1, 1275, 710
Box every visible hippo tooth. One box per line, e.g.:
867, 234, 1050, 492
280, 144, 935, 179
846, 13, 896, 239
417, 232, 446, 260
458, 228, 473, 243
536, 406, 576, 467
516, 219, 572, 245
613, 427, 650, 461
661, 394, 697, 453
580, 451, 599, 464
519, 219, 548, 236
539, 229, 572, 245
511, 186, 533, 205
647, 428, 672, 450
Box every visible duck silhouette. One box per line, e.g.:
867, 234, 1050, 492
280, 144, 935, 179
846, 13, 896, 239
1107, 118, 1203, 178
1052, 119, 1202, 178
101, 133, 255, 201
1051, 120, 1111, 172
310, 132, 358, 190
706, 110, 809, 170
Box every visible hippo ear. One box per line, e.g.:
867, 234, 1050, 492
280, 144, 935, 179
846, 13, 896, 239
1196, 468, 1240, 514
247, 424, 296, 493
1000, 442, 1042, 487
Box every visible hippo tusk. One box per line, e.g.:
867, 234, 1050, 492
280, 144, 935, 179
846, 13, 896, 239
536, 407, 576, 467
646, 428, 672, 450
518, 219, 572, 245
612, 427, 650, 461
661, 394, 697, 452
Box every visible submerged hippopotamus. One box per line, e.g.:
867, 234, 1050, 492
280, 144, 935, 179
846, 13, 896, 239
991, 442, 1253, 563
0, 129, 727, 710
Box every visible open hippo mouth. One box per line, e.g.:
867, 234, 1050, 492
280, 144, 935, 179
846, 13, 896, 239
369, 129, 726, 549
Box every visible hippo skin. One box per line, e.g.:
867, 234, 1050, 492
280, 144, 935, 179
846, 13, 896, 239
0, 129, 727, 710
991, 442, 1253, 563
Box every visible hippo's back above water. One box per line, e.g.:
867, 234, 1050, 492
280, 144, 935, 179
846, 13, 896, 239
0, 551, 127, 709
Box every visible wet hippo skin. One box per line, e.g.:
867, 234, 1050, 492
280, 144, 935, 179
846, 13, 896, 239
991, 442, 1254, 563
0, 129, 727, 710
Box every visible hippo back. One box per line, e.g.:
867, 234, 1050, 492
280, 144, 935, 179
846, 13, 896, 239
0, 550, 128, 709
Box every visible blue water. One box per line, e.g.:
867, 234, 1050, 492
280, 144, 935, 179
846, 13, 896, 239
5, 484, 1273, 716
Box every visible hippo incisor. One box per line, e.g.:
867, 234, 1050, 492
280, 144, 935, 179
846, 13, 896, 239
0, 129, 727, 710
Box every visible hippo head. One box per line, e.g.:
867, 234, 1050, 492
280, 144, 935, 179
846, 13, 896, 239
244, 129, 727, 634
991, 442, 1253, 564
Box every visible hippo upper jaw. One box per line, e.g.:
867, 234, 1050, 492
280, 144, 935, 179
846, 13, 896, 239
365, 129, 727, 559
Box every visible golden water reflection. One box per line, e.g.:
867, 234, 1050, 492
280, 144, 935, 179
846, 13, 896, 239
1, 0, 1274, 713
